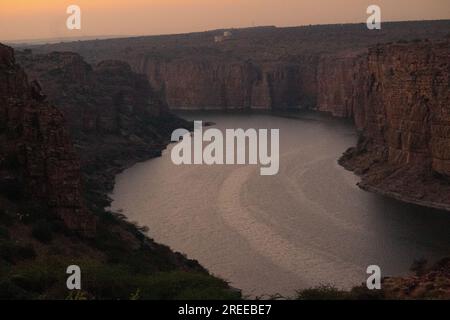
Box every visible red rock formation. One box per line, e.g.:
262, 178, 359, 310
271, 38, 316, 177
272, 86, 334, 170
16, 50, 191, 209
32, 21, 450, 111
0, 44, 95, 234
316, 51, 365, 118
140, 57, 317, 109
28, 22, 450, 210
337, 40, 450, 210
17, 51, 167, 135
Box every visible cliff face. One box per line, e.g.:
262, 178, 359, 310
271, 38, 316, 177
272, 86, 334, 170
17, 51, 167, 135
33, 21, 450, 111
139, 56, 318, 109
337, 40, 450, 210
0, 44, 95, 234
16, 51, 191, 208
316, 52, 363, 118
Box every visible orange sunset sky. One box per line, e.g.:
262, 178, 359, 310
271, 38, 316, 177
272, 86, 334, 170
1, 0, 449, 41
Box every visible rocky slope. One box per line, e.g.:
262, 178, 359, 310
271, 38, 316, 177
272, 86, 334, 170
296, 258, 450, 300
16, 50, 191, 208
381, 258, 450, 299
0, 43, 94, 235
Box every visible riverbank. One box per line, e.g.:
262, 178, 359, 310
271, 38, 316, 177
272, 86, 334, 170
111, 112, 450, 298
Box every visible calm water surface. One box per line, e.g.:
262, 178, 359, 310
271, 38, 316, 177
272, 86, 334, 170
111, 112, 450, 297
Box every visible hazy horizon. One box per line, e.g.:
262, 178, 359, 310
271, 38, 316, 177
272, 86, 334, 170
1, 0, 449, 42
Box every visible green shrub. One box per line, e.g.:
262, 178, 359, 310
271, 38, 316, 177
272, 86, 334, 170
79, 261, 240, 300
296, 284, 385, 300
296, 284, 349, 300
0, 259, 69, 298
348, 286, 385, 300
11, 267, 58, 294
0, 280, 34, 300
0, 257, 241, 300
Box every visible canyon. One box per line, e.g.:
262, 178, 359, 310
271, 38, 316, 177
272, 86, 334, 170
31, 20, 450, 211
1, 19, 449, 299
0, 43, 238, 299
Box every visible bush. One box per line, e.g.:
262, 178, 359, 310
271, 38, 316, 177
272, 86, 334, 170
348, 286, 385, 300
296, 284, 349, 300
296, 284, 386, 300
31, 220, 53, 243
11, 267, 58, 294
0, 259, 71, 299
0, 280, 34, 300
80, 261, 241, 300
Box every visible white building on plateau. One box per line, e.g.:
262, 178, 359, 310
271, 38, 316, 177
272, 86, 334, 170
215, 31, 233, 43
214, 35, 224, 43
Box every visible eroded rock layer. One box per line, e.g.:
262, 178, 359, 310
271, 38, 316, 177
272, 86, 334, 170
28, 22, 450, 209
337, 40, 450, 210
16, 50, 191, 208
32, 21, 450, 110
0, 44, 95, 234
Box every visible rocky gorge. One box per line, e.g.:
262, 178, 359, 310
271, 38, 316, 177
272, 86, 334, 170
31, 20, 450, 211
0, 43, 238, 299
3, 20, 449, 299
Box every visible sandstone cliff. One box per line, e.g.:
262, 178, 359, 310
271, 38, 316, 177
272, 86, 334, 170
335, 40, 450, 210
139, 56, 317, 109
32, 21, 450, 110
16, 51, 191, 208
27, 22, 450, 211
0, 44, 95, 234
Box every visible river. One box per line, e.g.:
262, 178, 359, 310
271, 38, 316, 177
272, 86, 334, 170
111, 111, 450, 297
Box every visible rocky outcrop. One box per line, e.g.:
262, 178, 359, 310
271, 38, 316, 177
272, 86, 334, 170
140, 56, 318, 109
382, 258, 450, 299
316, 51, 364, 118
16, 50, 191, 208
0, 44, 95, 234
17, 51, 166, 135
336, 40, 450, 210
